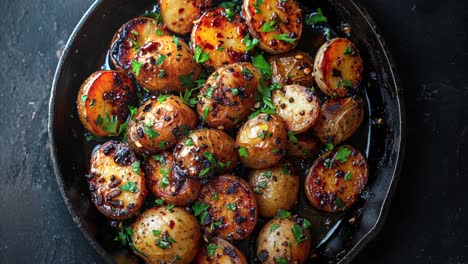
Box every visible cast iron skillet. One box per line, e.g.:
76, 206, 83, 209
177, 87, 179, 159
48, 0, 405, 263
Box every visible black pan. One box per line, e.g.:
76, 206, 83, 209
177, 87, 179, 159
48, 0, 405, 263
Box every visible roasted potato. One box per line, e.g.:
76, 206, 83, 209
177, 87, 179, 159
257, 217, 311, 264
272, 84, 320, 133
191, 8, 250, 70
144, 152, 201, 206
197, 62, 261, 130
286, 133, 319, 159
173, 129, 238, 179
305, 145, 368, 212
268, 50, 315, 87
243, 0, 302, 54
133, 35, 201, 93
195, 237, 247, 264
248, 160, 299, 218
312, 96, 365, 145
131, 206, 201, 264
197, 175, 258, 241
127, 95, 197, 155
160, 0, 212, 35
110, 17, 168, 70
87, 141, 147, 220
236, 114, 287, 169
77, 70, 135, 137
314, 38, 364, 97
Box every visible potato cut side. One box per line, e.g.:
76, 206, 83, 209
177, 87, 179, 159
286, 132, 319, 159
160, 0, 212, 35
269, 50, 315, 87
195, 237, 247, 264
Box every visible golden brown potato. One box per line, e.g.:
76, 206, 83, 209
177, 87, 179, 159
126, 95, 197, 155
191, 8, 250, 70
243, 0, 302, 54
77, 70, 135, 137
110, 17, 169, 70
268, 50, 316, 87
286, 133, 319, 159
131, 207, 201, 264
160, 0, 212, 35
305, 145, 368, 212
314, 38, 364, 97
312, 96, 365, 145
195, 237, 247, 264
173, 129, 238, 179
257, 217, 311, 264
144, 152, 201, 206
272, 85, 320, 133
197, 175, 257, 241
197, 62, 261, 130
248, 160, 299, 218
133, 35, 201, 93
236, 114, 287, 169
87, 141, 147, 220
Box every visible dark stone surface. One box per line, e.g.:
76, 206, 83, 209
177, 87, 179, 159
0, 0, 466, 263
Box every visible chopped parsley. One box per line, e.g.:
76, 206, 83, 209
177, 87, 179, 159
152, 230, 162, 236
344, 171, 352, 181
226, 202, 236, 211
253, 0, 264, 14
238, 147, 249, 158
207, 244, 221, 257
132, 161, 141, 175
325, 143, 334, 151
270, 223, 280, 233
119, 181, 138, 193
185, 138, 194, 146
199, 167, 210, 178
275, 257, 288, 264
155, 198, 165, 206
252, 54, 271, 79
194, 45, 210, 63
274, 34, 297, 43
335, 146, 352, 163
334, 196, 346, 210
343, 80, 353, 87
344, 46, 354, 55
288, 131, 298, 143
131, 60, 143, 77
156, 54, 166, 66
81, 95, 88, 102
305, 8, 328, 25
158, 168, 170, 188
261, 21, 276, 32
202, 107, 211, 123
291, 224, 308, 245
243, 34, 260, 51
302, 218, 312, 229
192, 201, 209, 217
276, 209, 291, 219
157, 94, 169, 104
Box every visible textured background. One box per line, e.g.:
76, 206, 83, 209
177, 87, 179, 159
0, 0, 467, 263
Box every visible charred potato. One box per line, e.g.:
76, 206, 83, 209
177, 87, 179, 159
197, 175, 258, 241
314, 38, 364, 97
131, 207, 201, 264
272, 85, 320, 133
195, 237, 247, 264
257, 217, 311, 264
305, 145, 368, 212
268, 50, 315, 87
312, 96, 364, 145
236, 114, 287, 169
77, 70, 135, 137
248, 161, 299, 218
144, 152, 201, 206
191, 8, 250, 70
110, 17, 168, 70
133, 35, 201, 93
127, 95, 197, 155
88, 141, 147, 220
286, 133, 319, 159
197, 62, 261, 130
173, 129, 237, 179
243, 0, 302, 54
160, 0, 212, 35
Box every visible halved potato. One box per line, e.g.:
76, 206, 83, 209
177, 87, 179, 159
191, 8, 250, 70
269, 50, 315, 87
110, 17, 168, 70
314, 38, 364, 97
305, 145, 368, 212
160, 0, 212, 35
197, 175, 257, 241
133, 35, 201, 93
243, 0, 302, 54
87, 141, 147, 220
312, 96, 364, 145
272, 85, 320, 133
195, 237, 247, 264
286, 132, 319, 159
77, 70, 136, 137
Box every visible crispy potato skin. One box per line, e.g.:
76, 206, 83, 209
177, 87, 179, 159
144, 152, 201, 206
127, 95, 197, 155
243, 0, 302, 54
77, 70, 135, 137
160, 0, 212, 35
314, 38, 364, 97
236, 114, 287, 169
110, 17, 168, 70
305, 145, 368, 212
195, 237, 247, 264
134, 36, 201, 93
197, 63, 261, 130
173, 129, 238, 179
191, 8, 250, 70
198, 175, 258, 241
248, 161, 299, 218
131, 207, 201, 264
286, 133, 319, 159
257, 218, 311, 264
312, 96, 364, 145
269, 50, 315, 87
88, 141, 147, 220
